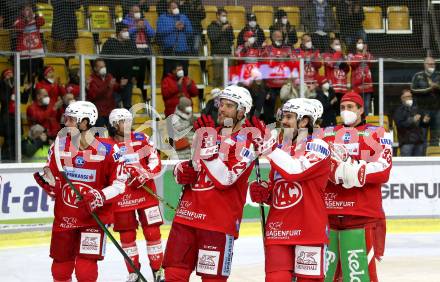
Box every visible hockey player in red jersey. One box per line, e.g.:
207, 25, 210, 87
249, 98, 331, 282
163, 85, 260, 281
33, 101, 128, 282
108, 108, 164, 282
323, 91, 392, 282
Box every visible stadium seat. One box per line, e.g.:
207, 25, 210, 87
386, 6, 412, 34
98, 31, 115, 52
224, 6, 246, 31
76, 6, 87, 30
75, 31, 96, 54
155, 90, 166, 115
156, 58, 164, 85
279, 6, 301, 29
115, 5, 123, 22
43, 31, 54, 52
426, 146, 440, 157
43, 57, 68, 84
192, 96, 200, 113
188, 60, 203, 85
0, 57, 12, 76
0, 30, 11, 51
202, 6, 218, 30
68, 58, 92, 78
36, 3, 53, 30
363, 6, 385, 33
89, 5, 113, 31
144, 6, 158, 31
132, 87, 144, 105
252, 6, 274, 30
366, 115, 390, 131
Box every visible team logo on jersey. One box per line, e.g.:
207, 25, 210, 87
134, 132, 145, 140
306, 142, 330, 157
272, 180, 303, 209
191, 170, 215, 191
74, 156, 85, 167
61, 182, 95, 208
343, 132, 352, 143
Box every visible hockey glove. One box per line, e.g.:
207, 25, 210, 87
244, 116, 277, 156
331, 158, 366, 189
174, 161, 198, 185
126, 164, 150, 189
33, 167, 58, 198
77, 189, 106, 214
249, 180, 271, 204
193, 114, 216, 130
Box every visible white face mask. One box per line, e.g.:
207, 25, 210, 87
47, 78, 54, 84
322, 82, 330, 91
404, 99, 413, 107
121, 31, 130, 39
248, 37, 256, 45
333, 44, 342, 52
134, 12, 141, 19
341, 110, 358, 126
185, 106, 193, 114
427, 67, 435, 74
274, 40, 282, 47
356, 43, 364, 51
304, 41, 313, 49
220, 16, 227, 23
281, 18, 288, 25
172, 8, 180, 15
176, 69, 184, 78
41, 96, 50, 106
99, 67, 107, 76
249, 21, 256, 28
317, 0, 324, 4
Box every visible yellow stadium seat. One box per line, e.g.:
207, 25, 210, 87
202, 6, 218, 30
115, 5, 123, 22
132, 87, 144, 105
43, 57, 68, 84
189, 60, 203, 85
68, 58, 92, 78
144, 6, 158, 31
156, 59, 164, 86
366, 115, 390, 131
89, 5, 112, 30
0, 30, 11, 51
224, 6, 246, 31
363, 6, 385, 33
279, 6, 301, 28
37, 3, 53, 30
156, 92, 166, 115
98, 31, 115, 51
76, 6, 87, 30
426, 146, 440, 157
75, 31, 96, 54
43, 31, 54, 52
252, 6, 274, 30
0, 57, 12, 75
192, 96, 200, 113
386, 6, 412, 34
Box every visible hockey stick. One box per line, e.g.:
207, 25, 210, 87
140, 183, 176, 211
53, 137, 148, 282
254, 157, 266, 238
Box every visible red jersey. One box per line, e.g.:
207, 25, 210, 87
13, 16, 45, 57
348, 52, 374, 94
323, 51, 349, 94
293, 48, 322, 83
114, 132, 161, 212
262, 45, 296, 88
65, 83, 80, 98
323, 123, 393, 219
36, 79, 65, 101
46, 136, 126, 231
174, 129, 255, 237
264, 138, 331, 246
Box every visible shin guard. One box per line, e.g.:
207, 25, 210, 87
120, 230, 140, 273
52, 260, 74, 282
143, 225, 163, 271
75, 258, 98, 282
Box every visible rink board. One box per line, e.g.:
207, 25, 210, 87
0, 158, 440, 223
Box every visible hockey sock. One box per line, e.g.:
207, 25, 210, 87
201, 278, 228, 282
324, 229, 339, 282
339, 228, 371, 282
164, 266, 192, 282
143, 225, 163, 271
75, 258, 98, 282
296, 277, 324, 282
266, 270, 292, 282
52, 260, 74, 282
120, 230, 140, 273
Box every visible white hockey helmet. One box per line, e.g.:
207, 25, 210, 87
109, 108, 133, 127
218, 85, 253, 115
281, 98, 317, 124
308, 99, 324, 125
65, 101, 98, 126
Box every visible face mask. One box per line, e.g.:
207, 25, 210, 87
172, 8, 180, 15
341, 110, 358, 126
281, 18, 288, 25
47, 78, 54, 84
317, 0, 324, 4
249, 21, 256, 28
185, 106, 193, 114
322, 82, 330, 91
304, 41, 313, 49
121, 31, 130, 39
404, 99, 413, 107
248, 37, 256, 45
274, 40, 282, 47
220, 16, 227, 23
176, 70, 184, 78
356, 43, 364, 51
99, 67, 107, 76
134, 12, 141, 19
41, 96, 50, 106
333, 44, 342, 52
427, 67, 435, 74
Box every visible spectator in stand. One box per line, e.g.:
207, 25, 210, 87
59, 92, 76, 125
0, 69, 31, 161
235, 31, 263, 87
411, 56, 440, 145
0, 1, 36, 33
180, 0, 206, 55
269, 9, 297, 48
157, 0, 193, 79
323, 38, 349, 114
314, 76, 337, 127
280, 73, 300, 103
64, 68, 80, 99
294, 33, 322, 84
348, 38, 374, 115
261, 30, 293, 124
27, 88, 63, 139
51, 0, 80, 54
13, 4, 44, 84
171, 96, 194, 159
202, 87, 221, 124
336, 0, 366, 49
22, 124, 50, 162
394, 89, 430, 156
237, 13, 265, 48
101, 22, 138, 109
36, 66, 65, 102
123, 4, 155, 99
121, 0, 149, 18
87, 59, 119, 128
161, 63, 198, 117
302, 0, 336, 52
207, 8, 234, 87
